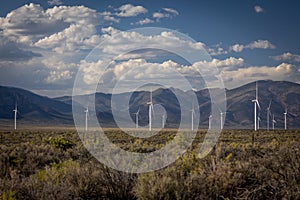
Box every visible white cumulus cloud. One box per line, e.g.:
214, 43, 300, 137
153, 12, 166, 19
0, 3, 123, 53
221, 63, 299, 88
163, 8, 179, 15
254, 5, 264, 13
78, 53, 300, 93
230, 40, 275, 52
153, 8, 179, 20
35, 24, 100, 53
247, 40, 275, 49
134, 18, 154, 25
117, 4, 147, 17
208, 44, 228, 55
47, 0, 63, 5
97, 27, 206, 56
230, 44, 244, 52
0, 3, 68, 44
272, 52, 300, 63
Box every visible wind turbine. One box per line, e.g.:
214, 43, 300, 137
84, 107, 89, 131
266, 100, 272, 131
190, 101, 196, 131
147, 89, 154, 131
252, 81, 261, 131
133, 108, 140, 129
272, 113, 276, 130
284, 107, 287, 130
13, 102, 18, 130
208, 115, 212, 130
162, 114, 165, 129
220, 111, 226, 129
217, 107, 226, 129
257, 112, 261, 130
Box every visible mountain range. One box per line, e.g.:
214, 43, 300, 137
0, 80, 299, 129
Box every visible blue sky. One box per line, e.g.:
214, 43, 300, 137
0, 0, 299, 96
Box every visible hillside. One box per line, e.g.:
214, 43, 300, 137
0, 80, 299, 129
0, 86, 73, 125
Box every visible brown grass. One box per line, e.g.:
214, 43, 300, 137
0, 128, 300, 199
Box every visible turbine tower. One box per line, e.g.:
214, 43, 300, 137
147, 89, 154, 131
84, 107, 89, 131
257, 113, 261, 130
13, 102, 18, 130
162, 114, 165, 129
218, 107, 226, 129
266, 100, 272, 131
190, 102, 195, 131
284, 107, 287, 130
208, 115, 212, 130
272, 113, 276, 130
220, 112, 224, 129
220, 111, 227, 129
252, 81, 261, 131
133, 108, 140, 129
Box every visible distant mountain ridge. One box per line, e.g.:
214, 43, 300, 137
0, 80, 299, 129
0, 86, 73, 125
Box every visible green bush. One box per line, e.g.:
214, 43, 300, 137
48, 137, 74, 151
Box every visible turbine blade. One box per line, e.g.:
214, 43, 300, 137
268, 100, 272, 109
256, 100, 261, 110
256, 81, 258, 100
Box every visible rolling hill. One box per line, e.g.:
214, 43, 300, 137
0, 80, 299, 129
0, 86, 73, 125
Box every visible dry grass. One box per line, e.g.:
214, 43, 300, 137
0, 128, 300, 199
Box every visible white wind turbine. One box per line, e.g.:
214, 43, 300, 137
162, 114, 165, 129
208, 114, 212, 130
283, 107, 287, 130
266, 100, 272, 131
218, 107, 226, 129
252, 82, 261, 131
133, 108, 140, 129
84, 106, 89, 131
220, 111, 226, 129
257, 112, 261, 130
13, 102, 18, 130
147, 89, 154, 131
272, 113, 276, 130
190, 102, 196, 131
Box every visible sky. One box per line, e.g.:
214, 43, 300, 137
0, 0, 300, 97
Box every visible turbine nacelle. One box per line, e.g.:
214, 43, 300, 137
252, 99, 261, 110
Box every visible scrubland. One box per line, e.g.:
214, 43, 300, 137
0, 129, 299, 199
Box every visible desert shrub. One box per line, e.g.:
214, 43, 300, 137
47, 137, 74, 151
1, 129, 300, 199
5, 159, 136, 200
134, 140, 300, 200
134, 152, 201, 200
0, 190, 16, 200
0, 143, 60, 178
